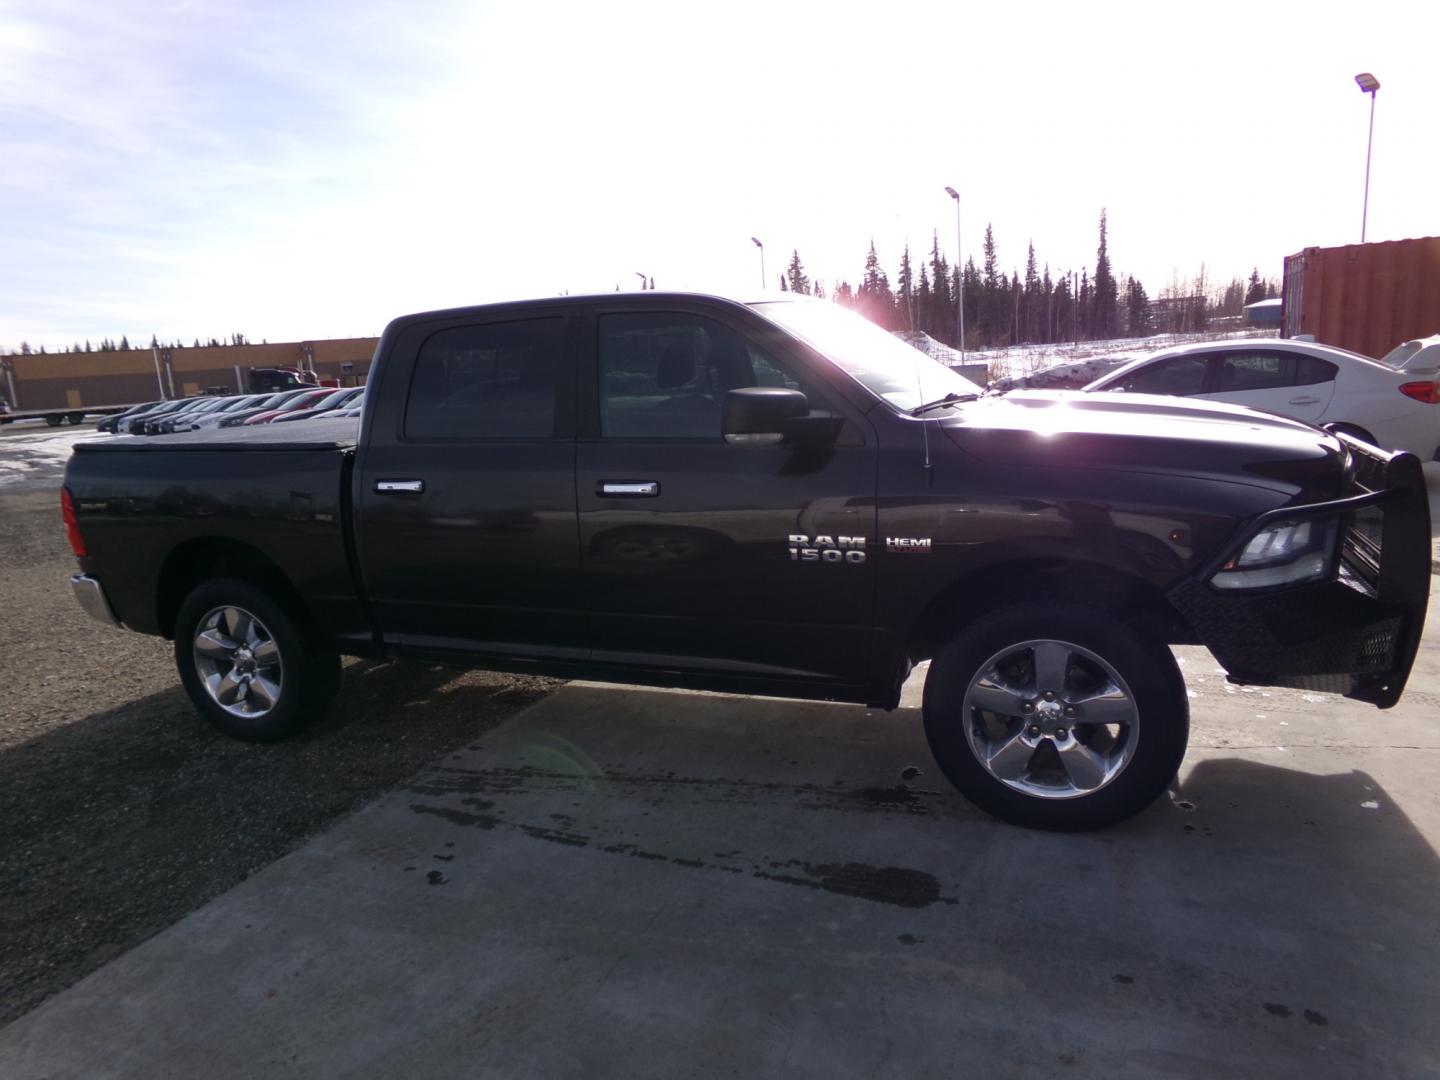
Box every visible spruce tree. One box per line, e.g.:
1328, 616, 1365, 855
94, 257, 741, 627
1091, 210, 1119, 340
981, 225, 1000, 346
897, 245, 915, 331
1244, 269, 1266, 306
786, 251, 810, 295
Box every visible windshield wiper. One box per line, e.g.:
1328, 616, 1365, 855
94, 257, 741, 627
911, 392, 979, 416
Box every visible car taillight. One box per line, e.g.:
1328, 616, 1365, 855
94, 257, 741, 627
61, 486, 87, 557
1399, 381, 1440, 404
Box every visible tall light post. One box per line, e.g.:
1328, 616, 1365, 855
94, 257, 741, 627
635, 272, 648, 290
1355, 72, 1380, 243
750, 237, 765, 289
944, 187, 964, 360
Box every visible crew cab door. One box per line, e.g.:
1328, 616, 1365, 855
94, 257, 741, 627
353, 308, 584, 658
574, 303, 878, 688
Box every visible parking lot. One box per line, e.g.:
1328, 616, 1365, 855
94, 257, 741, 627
2, 419, 1439, 1078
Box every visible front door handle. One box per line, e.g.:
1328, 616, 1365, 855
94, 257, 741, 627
1288, 396, 1320, 405
375, 479, 425, 494
599, 481, 660, 497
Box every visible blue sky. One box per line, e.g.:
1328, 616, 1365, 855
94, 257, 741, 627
2, 0, 1436, 350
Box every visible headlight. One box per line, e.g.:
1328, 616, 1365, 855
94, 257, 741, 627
1210, 517, 1338, 590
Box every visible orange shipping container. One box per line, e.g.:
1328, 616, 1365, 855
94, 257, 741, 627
1282, 237, 1440, 360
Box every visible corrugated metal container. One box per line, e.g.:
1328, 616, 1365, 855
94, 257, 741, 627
1282, 236, 1440, 359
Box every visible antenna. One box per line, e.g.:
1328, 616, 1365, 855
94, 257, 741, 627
916, 338, 932, 483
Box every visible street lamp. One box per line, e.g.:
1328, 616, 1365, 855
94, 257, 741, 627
635, 272, 648, 291
944, 187, 964, 360
750, 237, 765, 289
1355, 72, 1380, 243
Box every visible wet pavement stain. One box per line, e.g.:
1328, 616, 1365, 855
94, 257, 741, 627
1112, 974, 1134, 985
1304, 1009, 1329, 1027
754, 862, 956, 909
426, 870, 447, 886
897, 933, 923, 945
1263, 1003, 1293, 1018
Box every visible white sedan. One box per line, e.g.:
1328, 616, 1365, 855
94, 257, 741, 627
1084, 338, 1440, 460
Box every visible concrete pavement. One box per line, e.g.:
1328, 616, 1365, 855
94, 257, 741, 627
3, 607, 1440, 1078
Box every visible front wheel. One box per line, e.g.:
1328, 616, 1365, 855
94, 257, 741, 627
923, 602, 1188, 831
174, 579, 340, 741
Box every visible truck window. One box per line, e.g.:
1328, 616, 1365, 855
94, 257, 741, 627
598, 312, 817, 439
405, 318, 562, 439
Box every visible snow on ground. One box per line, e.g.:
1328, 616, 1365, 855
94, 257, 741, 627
0, 424, 108, 488
967, 328, 1270, 382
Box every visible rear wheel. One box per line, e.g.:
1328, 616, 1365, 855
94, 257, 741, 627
174, 579, 340, 741
44, 414, 63, 427
66, 411, 85, 425
923, 602, 1188, 831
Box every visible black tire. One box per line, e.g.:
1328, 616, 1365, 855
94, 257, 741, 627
173, 578, 340, 742
66, 411, 85, 425
44, 414, 63, 427
923, 602, 1188, 832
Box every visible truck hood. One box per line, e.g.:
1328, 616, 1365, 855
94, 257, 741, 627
940, 389, 1347, 499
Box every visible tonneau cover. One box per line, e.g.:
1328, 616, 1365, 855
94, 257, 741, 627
74, 419, 359, 453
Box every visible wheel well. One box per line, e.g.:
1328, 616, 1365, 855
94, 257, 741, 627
156, 538, 307, 639
905, 558, 1185, 664
1324, 422, 1377, 445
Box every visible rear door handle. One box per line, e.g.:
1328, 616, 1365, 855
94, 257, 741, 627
599, 481, 659, 497
1288, 396, 1320, 405
375, 479, 424, 494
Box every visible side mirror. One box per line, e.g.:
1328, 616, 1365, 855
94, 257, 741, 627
723, 387, 808, 446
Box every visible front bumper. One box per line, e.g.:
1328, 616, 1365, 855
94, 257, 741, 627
1168, 436, 1430, 708
70, 573, 124, 629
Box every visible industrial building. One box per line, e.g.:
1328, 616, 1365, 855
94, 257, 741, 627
1, 337, 378, 412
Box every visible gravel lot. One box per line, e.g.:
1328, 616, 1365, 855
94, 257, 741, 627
0, 422, 559, 1025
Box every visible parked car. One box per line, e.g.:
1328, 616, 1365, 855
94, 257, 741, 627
98, 400, 164, 434
1084, 339, 1440, 459
270, 386, 365, 422
116, 398, 201, 434
63, 293, 1430, 832
242, 387, 344, 425
214, 389, 318, 429
140, 395, 234, 435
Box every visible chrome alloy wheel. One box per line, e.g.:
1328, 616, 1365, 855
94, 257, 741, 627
192, 605, 285, 718
961, 638, 1139, 799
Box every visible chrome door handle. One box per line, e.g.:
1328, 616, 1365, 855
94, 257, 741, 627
599, 481, 659, 497
375, 479, 424, 493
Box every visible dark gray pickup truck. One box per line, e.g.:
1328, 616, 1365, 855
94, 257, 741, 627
62, 293, 1431, 830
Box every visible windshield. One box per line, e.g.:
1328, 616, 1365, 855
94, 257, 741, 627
749, 298, 982, 413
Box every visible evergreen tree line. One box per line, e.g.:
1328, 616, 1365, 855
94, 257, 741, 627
778, 212, 1279, 349
3, 332, 255, 357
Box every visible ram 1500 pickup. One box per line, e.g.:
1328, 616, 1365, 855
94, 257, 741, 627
62, 293, 1431, 830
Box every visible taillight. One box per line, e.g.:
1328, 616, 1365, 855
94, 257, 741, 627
60, 486, 87, 557
1399, 381, 1440, 404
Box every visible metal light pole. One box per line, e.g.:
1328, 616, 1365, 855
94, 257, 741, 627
1355, 72, 1380, 243
751, 237, 765, 289
944, 187, 964, 360
635, 272, 648, 290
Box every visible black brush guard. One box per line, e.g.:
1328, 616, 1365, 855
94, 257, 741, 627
1168, 435, 1430, 708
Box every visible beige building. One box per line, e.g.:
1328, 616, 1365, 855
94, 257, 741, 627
1, 337, 379, 411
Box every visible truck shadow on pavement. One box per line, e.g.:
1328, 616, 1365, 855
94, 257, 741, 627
0, 659, 557, 1027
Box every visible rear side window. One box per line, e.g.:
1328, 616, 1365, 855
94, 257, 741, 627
1215, 352, 1295, 392
405, 318, 562, 439
1296, 356, 1338, 386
